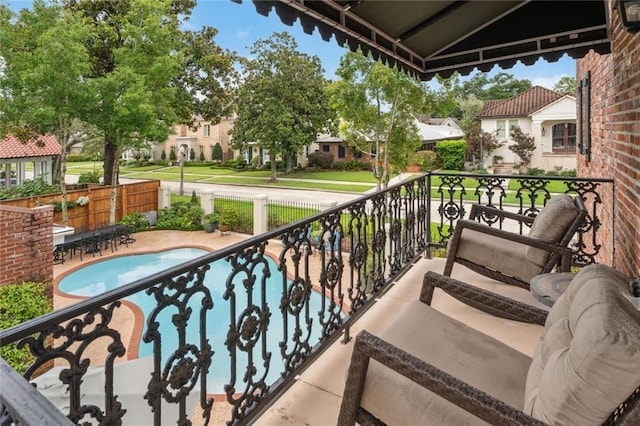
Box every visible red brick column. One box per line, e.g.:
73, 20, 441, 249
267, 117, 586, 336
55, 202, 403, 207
0, 205, 54, 287
576, 1, 640, 277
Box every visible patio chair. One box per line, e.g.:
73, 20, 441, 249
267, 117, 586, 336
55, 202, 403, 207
444, 193, 587, 290
338, 265, 640, 425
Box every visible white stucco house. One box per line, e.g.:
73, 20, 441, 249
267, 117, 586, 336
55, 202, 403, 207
477, 86, 577, 172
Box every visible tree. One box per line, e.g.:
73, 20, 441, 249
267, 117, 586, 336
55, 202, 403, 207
231, 32, 335, 182
459, 72, 531, 100
329, 51, 427, 190
553, 76, 577, 95
456, 94, 484, 163
508, 126, 536, 171
467, 127, 505, 167
212, 143, 223, 162
62, 0, 236, 223
0, 2, 94, 224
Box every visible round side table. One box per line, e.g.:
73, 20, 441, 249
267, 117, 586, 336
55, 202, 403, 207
530, 272, 577, 307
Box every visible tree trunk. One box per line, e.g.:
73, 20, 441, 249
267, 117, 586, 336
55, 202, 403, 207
269, 149, 278, 182
60, 147, 68, 225
109, 146, 121, 225
51, 155, 62, 185
103, 139, 118, 186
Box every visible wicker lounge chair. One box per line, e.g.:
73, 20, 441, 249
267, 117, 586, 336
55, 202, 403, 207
338, 265, 640, 425
444, 193, 587, 290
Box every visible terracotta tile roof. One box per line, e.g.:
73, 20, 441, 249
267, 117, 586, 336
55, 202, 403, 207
477, 86, 563, 118
0, 134, 61, 159
479, 99, 506, 116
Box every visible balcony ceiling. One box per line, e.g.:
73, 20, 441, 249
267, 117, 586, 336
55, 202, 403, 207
247, 0, 611, 80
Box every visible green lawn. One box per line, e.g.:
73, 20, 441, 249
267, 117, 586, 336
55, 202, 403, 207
210, 176, 374, 193
285, 170, 378, 183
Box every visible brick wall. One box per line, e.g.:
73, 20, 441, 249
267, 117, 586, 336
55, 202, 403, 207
577, 1, 640, 277
0, 205, 54, 287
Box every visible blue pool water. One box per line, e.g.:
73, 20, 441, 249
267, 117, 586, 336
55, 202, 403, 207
57, 247, 327, 393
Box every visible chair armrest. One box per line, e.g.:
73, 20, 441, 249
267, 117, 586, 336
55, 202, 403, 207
468, 204, 535, 226
420, 271, 548, 325
339, 330, 546, 426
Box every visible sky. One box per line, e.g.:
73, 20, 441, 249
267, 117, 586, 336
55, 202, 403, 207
5, 0, 576, 88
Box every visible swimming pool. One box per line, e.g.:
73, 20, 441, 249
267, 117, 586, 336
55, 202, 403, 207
57, 247, 327, 393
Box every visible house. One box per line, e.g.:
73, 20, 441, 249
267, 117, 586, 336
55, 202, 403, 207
314, 117, 464, 163
161, 116, 236, 163
477, 86, 577, 171
0, 134, 60, 187
414, 116, 464, 151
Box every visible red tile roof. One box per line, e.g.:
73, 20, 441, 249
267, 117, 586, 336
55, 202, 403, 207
0, 134, 61, 159
477, 86, 564, 118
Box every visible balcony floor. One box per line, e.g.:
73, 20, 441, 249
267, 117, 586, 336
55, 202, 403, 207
254, 256, 547, 425
52, 231, 547, 425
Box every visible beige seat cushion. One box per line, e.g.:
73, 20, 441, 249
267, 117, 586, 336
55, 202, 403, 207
525, 194, 578, 267
360, 300, 532, 425
456, 228, 542, 283
524, 264, 640, 425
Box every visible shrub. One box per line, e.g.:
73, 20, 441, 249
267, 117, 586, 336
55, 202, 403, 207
435, 139, 467, 170
190, 190, 198, 204
307, 151, 333, 169
525, 167, 546, 176
218, 206, 239, 228
67, 154, 95, 162
0, 177, 58, 200
331, 161, 346, 170
0, 282, 52, 373
161, 151, 167, 161
155, 202, 204, 231
189, 148, 196, 161
169, 149, 177, 161
413, 150, 440, 171
344, 159, 371, 171
199, 151, 205, 162
561, 169, 577, 177
120, 212, 150, 231
264, 160, 285, 171
77, 171, 101, 184
212, 143, 223, 162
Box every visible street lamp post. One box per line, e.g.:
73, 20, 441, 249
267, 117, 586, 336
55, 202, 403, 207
179, 145, 185, 196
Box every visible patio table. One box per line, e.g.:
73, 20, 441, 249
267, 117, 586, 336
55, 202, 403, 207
530, 272, 577, 307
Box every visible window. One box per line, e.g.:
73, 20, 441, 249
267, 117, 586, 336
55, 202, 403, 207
496, 119, 518, 139
203, 124, 211, 137
338, 145, 346, 159
322, 144, 330, 152
552, 123, 577, 153
496, 120, 506, 138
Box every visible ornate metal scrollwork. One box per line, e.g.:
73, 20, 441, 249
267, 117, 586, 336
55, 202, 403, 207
564, 180, 605, 265
347, 202, 370, 313
223, 243, 272, 424
19, 302, 127, 425
144, 263, 214, 426
278, 225, 313, 375
435, 175, 467, 244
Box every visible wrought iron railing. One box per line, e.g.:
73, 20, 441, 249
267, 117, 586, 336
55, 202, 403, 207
0, 172, 614, 425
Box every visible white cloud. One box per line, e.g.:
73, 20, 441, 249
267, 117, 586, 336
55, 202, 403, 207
236, 29, 250, 40
532, 74, 567, 89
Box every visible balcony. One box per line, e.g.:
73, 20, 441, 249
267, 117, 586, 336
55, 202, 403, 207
0, 172, 614, 425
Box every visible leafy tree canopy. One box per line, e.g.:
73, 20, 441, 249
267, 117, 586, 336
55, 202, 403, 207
231, 32, 335, 182
553, 76, 577, 95
329, 51, 428, 189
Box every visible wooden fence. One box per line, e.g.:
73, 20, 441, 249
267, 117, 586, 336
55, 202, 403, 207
0, 181, 160, 231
